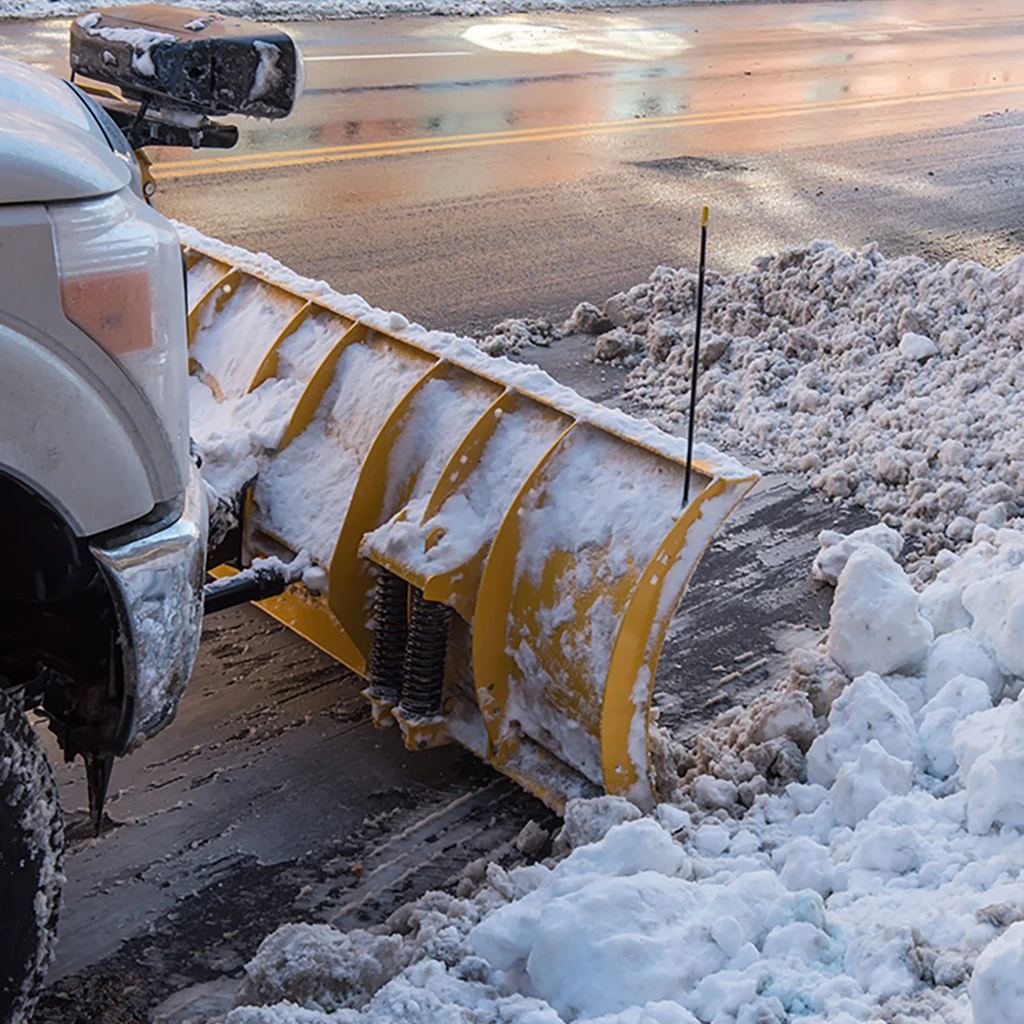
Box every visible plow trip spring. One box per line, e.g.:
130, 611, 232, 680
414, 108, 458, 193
186, 241, 758, 811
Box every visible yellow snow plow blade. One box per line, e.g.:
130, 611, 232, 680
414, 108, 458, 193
186, 242, 758, 811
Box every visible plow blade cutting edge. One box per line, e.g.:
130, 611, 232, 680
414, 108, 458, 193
186, 240, 758, 811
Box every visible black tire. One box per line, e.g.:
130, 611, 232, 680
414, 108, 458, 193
0, 691, 64, 1024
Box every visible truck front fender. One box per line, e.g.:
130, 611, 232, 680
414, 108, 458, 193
0, 319, 156, 536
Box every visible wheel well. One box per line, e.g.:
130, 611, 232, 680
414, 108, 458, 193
0, 472, 131, 761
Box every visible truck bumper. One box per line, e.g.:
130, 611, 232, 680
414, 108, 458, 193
90, 464, 208, 750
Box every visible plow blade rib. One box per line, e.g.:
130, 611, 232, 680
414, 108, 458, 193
186, 241, 758, 811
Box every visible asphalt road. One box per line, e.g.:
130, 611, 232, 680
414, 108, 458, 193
7, 0, 1024, 334
4, 0, 1023, 1017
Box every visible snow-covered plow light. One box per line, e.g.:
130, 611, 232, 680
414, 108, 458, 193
185, 240, 758, 811
70, 5, 302, 149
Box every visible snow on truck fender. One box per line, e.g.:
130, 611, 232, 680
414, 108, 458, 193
184, 231, 758, 811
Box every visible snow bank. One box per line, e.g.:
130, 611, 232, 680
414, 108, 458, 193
205, 526, 1024, 1024
8, 0, 738, 22
501, 242, 1024, 569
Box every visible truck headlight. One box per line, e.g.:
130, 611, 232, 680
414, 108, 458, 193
49, 188, 189, 471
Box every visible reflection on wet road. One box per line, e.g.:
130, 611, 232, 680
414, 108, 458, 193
159, 2, 1024, 179
151, 79, 1024, 178
9, 2, 1024, 178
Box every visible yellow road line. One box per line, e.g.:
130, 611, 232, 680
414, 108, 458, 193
304, 50, 473, 61
150, 79, 1024, 179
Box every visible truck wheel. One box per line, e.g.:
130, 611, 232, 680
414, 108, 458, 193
0, 690, 64, 1024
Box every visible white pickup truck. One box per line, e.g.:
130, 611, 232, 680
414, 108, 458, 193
0, 52, 208, 1020
0, 9, 302, 1013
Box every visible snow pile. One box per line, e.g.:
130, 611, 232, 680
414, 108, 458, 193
498, 242, 1024, 564
811, 523, 903, 586
478, 317, 557, 357
7, 0, 734, 22
207, 525, 1024, 1024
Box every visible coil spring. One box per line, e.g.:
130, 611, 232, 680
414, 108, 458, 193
400, 587, 452, 718
367, 569, 409, 704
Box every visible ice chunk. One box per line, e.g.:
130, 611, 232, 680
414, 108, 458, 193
812, 524, 903, 586
235, 923, 406, 1012
970, 922, 1024, 1024
552, 796, 643, 856
899, 331, 938, 361
780, 836, 834, 897
958, 697, 1024, 834
827, 546, 933, 678
830, 740, 914, 827
924, 629, 1002, 701
918, 675, 992, 778
806, 672, 921, 787
919, 579, 972, 637
962, 566, 1024, 677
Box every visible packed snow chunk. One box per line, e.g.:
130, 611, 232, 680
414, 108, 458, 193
806, 672, 921, 787
919, 674, 993, 778
692, 774, 738, 810
551, 795, 643, 856
830, 740, 915, 828
472, 850, 786, 1021
920, 578, 973, 638
594, 327, 640, 361
970, 922, 1024, 1024
225, 1004, 332, 1023
843, 926, 919, 1002
564, 301, 612, 336
899, 331, 938, 361
747, 691, 817, 751
360, 958, 564, 1024
234, 923, 406, 1013
761, 920, 836, 963
580, 1002, 701, 1024
952, 704, 1007, 778
848, 823, 921, 875
827, 546, 933, 678
553, 819, 692, 881
812, 524, 903, 586
925, 629, 1003, 701
955, 696, 1024, 834
780, 836, 835, 897
692, 822, 730, 856
962, 565, 1024, 678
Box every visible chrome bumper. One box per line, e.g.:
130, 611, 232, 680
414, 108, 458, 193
91, 464, 208, 750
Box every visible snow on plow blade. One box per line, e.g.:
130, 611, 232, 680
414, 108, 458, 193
70, 5, 302, 121
186, 242, 758, 811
